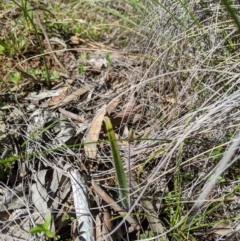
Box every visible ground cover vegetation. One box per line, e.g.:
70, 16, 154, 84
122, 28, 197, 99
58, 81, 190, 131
0, 0, 240, 240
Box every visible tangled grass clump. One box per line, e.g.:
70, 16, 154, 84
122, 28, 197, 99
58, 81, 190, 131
116, 0, 240, 240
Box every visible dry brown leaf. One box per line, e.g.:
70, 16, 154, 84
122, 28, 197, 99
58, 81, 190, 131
114, 98, 135, 120
48, 93, 66, 106
141, 198, 168, 240
102, 207, 113, 235
66, 78, 74, 85
84, 104, 106, 159
71, 220, 80, 241
161, 97, 183, 105
88, 58, 107, 72
133, 104, 144, 112
113, 99, 144, 125
50, 85, 94, 109
27, 87, 68, 101
71, 36, 81, 44
106, 97, 120, 115
96, 207, 114, 241
32, 170, 50, 217
131, 180, 168, 240
95, 214, 102, 241
212, 222, 232, 236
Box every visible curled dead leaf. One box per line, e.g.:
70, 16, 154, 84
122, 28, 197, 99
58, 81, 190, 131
106, 97, 120, 115
113, 99, 144, 125
84, 104, 106, 159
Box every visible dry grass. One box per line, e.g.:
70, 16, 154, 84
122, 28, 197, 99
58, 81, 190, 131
121, 0, 240, 240
1, 0, 240, 240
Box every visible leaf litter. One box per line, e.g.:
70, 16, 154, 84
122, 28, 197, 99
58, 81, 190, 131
1, 1, 240, 241
0, 11, 140, 238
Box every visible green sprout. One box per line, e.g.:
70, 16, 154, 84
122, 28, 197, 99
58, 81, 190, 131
30, 215, 54, 239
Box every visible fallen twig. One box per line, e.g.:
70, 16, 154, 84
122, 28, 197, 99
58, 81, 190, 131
91, 180, 140, 233
59, 108, 85, 123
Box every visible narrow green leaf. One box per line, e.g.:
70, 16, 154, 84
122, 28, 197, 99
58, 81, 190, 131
222, 0, 240, 33
30, 224, 44, 234
104, 117, 129, 209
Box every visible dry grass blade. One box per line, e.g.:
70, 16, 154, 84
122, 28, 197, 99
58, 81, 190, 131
190, 132, 240, 214
84, 104, 106, 159
3, 0, 240, 240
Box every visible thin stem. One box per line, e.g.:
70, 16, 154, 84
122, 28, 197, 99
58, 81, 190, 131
127, 128, 134, 209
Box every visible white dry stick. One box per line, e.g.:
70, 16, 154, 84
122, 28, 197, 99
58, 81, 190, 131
191, 132, 240, 212
69, 169, 94, 241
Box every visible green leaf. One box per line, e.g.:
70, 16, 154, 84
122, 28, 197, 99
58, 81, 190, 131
105, 54, 111, 67
9, 72, 22, 84
44, 230, 54, 238
50, 70, 60, 79
30, 224, 44, 234
78, 65, 86, 74
0, 45, 5, 54
30, 216, 53, 237
43, 215, 52, 230
104, 117, 129, 209
140, 233, 148, 239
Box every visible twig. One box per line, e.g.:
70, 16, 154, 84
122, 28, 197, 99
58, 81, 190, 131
91, 180, 140, 233
35, 11, 69, 77
127, 128, 134, 209
59, 108, 85, 123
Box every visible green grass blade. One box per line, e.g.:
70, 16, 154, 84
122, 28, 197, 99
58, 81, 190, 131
153, 0, 187, 29
222, 0, 240, 33
97, 7, 138, 27
104, 117, 129, 209
177, 0, 202, 31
